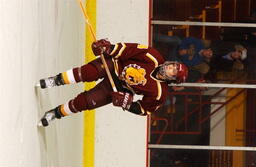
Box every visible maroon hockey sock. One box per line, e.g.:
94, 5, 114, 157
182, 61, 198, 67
73, 64, 100, 82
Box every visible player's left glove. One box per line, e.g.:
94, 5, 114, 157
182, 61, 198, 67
91, 39, 112, 56
111, 91, 133, 110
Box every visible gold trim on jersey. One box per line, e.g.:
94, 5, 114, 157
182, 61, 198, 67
137, 44, 148, 49
110, 44, 118, 56
138, 102, 146, 115
145, 53, 162, 101
156, 81, 162, 100
113, 59, 119, 76
149, 72, 164, 100
147, 111, 152, 115
155, 105, 161, 111
116, 43, 126, 58
146, 53, 158, 67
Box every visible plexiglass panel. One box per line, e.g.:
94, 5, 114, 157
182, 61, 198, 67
149, 149, 256, 167
149, 2, 256, 166
151, 24, 256, 83
149, 25, 256, 166
152, 0, 256, 23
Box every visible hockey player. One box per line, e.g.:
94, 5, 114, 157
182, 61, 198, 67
38, 39, 188, 126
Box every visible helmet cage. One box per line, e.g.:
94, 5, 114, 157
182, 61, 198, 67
159, 61, 188, 83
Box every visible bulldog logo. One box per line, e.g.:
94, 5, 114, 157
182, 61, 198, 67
121, 64, 147, 86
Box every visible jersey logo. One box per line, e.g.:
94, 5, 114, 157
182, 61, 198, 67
121, 64, 147, 86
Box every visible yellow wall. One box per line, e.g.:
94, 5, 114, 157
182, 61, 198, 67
225, 88, 246, 167
83, 0, 96, 167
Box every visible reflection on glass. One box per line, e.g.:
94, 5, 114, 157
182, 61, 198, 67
152, 25, 256, 82
150, 149, 210, 167
152, 0, 256, 24
150, 25, 256, 148
149, 149, 256, 167
149, 1, 256, 166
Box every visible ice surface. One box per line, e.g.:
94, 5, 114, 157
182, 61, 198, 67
0, 0, 84, 166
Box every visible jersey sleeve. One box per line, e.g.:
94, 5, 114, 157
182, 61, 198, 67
127, 84, 168, 116
109, 43, 151, 61
128, 96, 165, 116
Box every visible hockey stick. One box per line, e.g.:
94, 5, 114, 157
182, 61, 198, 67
78, 0, 117, 92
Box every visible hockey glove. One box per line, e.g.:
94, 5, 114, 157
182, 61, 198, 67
111, 91, 133, 110
91, 39, 112, 56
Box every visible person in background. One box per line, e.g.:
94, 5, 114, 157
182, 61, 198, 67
210, 42, 247, 72
154, 34, 213, 75
178, 37, 213, 75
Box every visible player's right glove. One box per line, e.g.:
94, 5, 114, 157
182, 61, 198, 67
111, 91, 133, 110
91, 39, 112, 56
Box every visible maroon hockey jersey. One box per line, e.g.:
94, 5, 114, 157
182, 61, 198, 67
109, 43, 169, 115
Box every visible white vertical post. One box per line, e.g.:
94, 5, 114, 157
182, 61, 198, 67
148, 144, 256, 151
169, 82, 256, 89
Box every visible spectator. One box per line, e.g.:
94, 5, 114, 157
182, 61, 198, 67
210, 41, 247, 72
178, 37, 213, 74
153, 33, 182, 61
154, 34, 213, 75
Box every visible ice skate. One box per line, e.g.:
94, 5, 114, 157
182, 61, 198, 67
39, 74, 64, 89
38, 106, 62, 127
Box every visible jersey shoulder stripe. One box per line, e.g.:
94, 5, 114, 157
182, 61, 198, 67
146, 53, 159, 67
